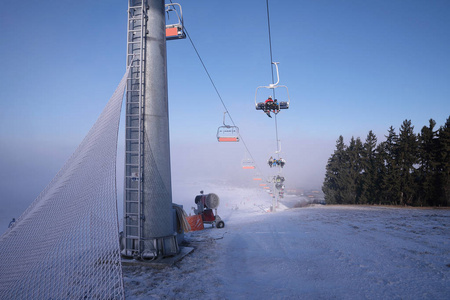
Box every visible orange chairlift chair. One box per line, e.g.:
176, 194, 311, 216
165, 3, 186, 40
242, 158, 256, 170
217, 112, 240, 142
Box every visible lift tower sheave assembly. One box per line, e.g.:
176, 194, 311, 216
123, 0, 181, 259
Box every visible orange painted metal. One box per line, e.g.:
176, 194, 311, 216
219, 137, 238, 142
166, 27, 178, 38
186, 215, 204, 231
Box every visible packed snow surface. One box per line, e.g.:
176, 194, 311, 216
123, 187, 449, 299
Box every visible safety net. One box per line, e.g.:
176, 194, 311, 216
0, 69, 129, 299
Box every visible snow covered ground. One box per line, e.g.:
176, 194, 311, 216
123, 186, 450, 299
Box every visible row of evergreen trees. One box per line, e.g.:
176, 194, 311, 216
322, 117, 450, 206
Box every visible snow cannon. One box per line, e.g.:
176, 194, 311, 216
194, 191, 225, 228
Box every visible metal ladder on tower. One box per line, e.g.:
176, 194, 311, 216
123, 0, 147, 258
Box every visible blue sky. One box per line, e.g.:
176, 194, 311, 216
0, 0, 449, 229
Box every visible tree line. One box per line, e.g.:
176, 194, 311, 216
322, 117, 450, 206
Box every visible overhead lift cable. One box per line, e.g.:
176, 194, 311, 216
263, 0, 290, 206
181, 24, 266, 180
266, 0, 281, 157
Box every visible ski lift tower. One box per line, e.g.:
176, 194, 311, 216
123, 0, 185, 259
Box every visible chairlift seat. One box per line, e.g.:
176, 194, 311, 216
256, 101, 288, 110
217, 125, 239, 142
242, 165, 255, 169
254, 63, 291, 114
256, 102, 265, 110
165, 3, 186, 40
279, 101, 289, 109
166, 25, 185, 40
218, 137, 239, 142
242, 160, 255, 169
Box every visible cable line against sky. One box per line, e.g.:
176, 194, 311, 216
170, 0, 289, 202
265, 0, 281, 157
266, 0, 275, 88
181, 25, 266, 180
262, 0, 290, 206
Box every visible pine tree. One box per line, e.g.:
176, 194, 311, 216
322, 135, 345, 204
383, 126, 401, 204
323, 118, 449, 207
374, 142, 387, 204
360, 131, 378, 204
397, 120, 418, 205
341, 137, 363, 204
436, 116, 450, 206
323, 136, 346, 204
417, 119, 438, 206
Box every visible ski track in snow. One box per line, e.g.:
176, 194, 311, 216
123, 187, 450, 299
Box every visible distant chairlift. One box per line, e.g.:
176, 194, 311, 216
165, 3, 186, 40
217, 112, 240, 142
253, 172, 262, 181
255, 62, 290, 112
242, 158, 255, 170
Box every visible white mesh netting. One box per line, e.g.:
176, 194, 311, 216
0, 69, 129, 299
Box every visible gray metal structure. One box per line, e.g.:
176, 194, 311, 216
123, 0, 179, 259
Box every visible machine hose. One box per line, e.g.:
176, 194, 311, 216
173, 204, 191, 232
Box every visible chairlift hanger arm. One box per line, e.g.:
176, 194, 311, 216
271, 62, 280, 87
165, 3, 183, 25
222, 111, 228, 127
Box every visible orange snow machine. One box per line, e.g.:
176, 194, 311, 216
194, 191, 225, 228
